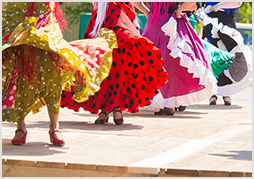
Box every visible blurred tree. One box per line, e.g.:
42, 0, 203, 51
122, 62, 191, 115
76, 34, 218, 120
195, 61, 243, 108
195, 2, 252, 35
235, 2, 252, 23
62, 2, 93, 25
62, 2, 252, 26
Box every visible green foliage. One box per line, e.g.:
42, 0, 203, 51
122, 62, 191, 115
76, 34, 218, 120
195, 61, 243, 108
62, 2, 252, 26
196, 2, 253, 34
196, 22, 202, 36
235, 2, 252, 23
62, 2, 93, 25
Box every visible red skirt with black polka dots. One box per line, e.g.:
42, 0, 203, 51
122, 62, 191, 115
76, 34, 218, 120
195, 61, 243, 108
60, 2, 168, 114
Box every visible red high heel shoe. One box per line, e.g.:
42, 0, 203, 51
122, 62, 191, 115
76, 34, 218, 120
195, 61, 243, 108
11, 129, 27, 145
113, 109, 124, 125
49, 129, 66, 146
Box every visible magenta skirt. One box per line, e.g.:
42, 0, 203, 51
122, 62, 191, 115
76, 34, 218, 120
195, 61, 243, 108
142, 13, 217, 110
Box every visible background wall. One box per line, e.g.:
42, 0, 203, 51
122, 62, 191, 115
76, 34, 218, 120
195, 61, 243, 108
60, 2, 81, 42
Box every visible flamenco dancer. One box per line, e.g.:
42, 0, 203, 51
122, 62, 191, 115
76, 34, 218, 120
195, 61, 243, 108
133, 2, 218, 115
61, 2, 169, 125
196, 2, 252, 105
2, 2, 116, 145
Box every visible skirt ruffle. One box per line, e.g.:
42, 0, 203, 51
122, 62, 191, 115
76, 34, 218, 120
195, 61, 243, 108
60, 38, 168, 114
143, 13, 217, 111
2, 16, 117, 122
60, 2, 169, 114
196, 7, 252, 96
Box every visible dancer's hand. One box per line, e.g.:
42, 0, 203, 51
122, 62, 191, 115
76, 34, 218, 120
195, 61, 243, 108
132, 2, 150, 18
176, 2, 196, 19
175, 8, 182, 18
144, 11, 150, 18
210, 4, 221, 12
210, 2, 242, 13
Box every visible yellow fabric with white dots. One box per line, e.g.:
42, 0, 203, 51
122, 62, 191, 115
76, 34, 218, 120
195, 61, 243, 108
2, 2, 117, 122
2, 2, 49, 44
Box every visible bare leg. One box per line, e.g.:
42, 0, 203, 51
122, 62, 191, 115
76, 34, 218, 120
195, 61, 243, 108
47, 107, 63, 140
13, 120, 26, 139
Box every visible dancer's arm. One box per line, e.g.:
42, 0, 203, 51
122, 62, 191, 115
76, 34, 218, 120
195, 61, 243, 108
132, 2, 150, 18
184, 3, 198, 12
210, 2, 242, 12
176, 2, 196, 18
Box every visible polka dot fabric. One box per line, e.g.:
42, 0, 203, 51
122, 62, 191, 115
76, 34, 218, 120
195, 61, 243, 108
2, 2, 49, 44
2, 47, 62, 122
2, 77, 18, 111
2, 2, 117, 122
60, 2, 168, 114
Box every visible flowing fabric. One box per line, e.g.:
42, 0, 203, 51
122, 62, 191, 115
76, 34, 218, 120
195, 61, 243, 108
188, 14, 233, 78
60, 2, 169, 114
2, 2, 117, 122
196, 5, 252, 96
141, 2, 218, 111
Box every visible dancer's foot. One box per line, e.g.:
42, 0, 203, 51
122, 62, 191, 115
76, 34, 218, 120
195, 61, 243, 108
178, 105, 186, 111
113, 109, 124, 125
223, 96, 231, 106
209, 95, 218, 105
95, 111, 110, 124
49, 129, 65, 146
11, 129, 27, 145
13, 129, 27, 139
164, 107, 175, 116
154, 109, 165, 115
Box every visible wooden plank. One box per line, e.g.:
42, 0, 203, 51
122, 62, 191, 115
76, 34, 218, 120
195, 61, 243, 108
2, 164, 147, 177
35, 161, 66, 169
5, 159, 35, 167
143, 174, 158, 177
4, 164, 249, 177
246, 173, 252, 177
66, 163, 96, 171
97, 165, 128, 173
163, 168, 199, 177
127, 166, 159, 175
199, 170, 230, 177
230, 172, 250, 177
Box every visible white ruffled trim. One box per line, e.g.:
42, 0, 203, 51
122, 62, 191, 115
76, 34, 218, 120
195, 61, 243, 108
196, 7, 252, 95
196, 8, 244, 55
217, 52, 252, 96
145, 15, 217, 110
217, 64, 252, 96
143, 87, 216, 111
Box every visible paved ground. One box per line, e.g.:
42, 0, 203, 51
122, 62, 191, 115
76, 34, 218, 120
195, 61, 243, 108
2, 85, 252, 177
